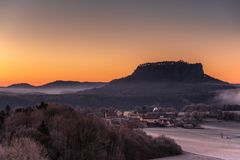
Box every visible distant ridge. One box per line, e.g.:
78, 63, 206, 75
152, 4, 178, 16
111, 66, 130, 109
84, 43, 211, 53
8, 83, 35, 88
40, 80, 85, 88
6, 81, 106, 89
39, 80, 106, 89
2, 81, 106, 95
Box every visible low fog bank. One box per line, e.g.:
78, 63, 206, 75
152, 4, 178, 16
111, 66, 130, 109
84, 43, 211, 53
0, 87, 99, 95
215, 87, 240, 105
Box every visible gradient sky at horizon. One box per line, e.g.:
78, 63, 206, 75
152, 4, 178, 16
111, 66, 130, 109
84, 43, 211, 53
0, 0, 240, 86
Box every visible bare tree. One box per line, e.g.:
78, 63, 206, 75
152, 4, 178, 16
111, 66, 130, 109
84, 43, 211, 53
0, 138, 49, 160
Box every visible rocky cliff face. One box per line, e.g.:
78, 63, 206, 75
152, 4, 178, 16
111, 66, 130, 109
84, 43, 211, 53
112, 61, 225, 83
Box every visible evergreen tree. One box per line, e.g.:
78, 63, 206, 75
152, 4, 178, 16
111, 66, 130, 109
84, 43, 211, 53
5, 105, 11, 116
38, 121, 50, 136
37, 102, 48, 110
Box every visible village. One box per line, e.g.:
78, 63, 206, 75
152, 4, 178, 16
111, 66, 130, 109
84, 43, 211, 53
102, 105, 207, 129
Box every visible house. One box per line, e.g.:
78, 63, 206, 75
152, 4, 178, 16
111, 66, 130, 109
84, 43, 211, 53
165, 112, 177, 117
104, 109, 123, 118
123, 111, 133, 117
140, 111, 177, 127
141, 113, 163, 127
123, 111, 141, 120
141, 116, 160, 123
153, 107, 159, 112
178, 112, 186, 117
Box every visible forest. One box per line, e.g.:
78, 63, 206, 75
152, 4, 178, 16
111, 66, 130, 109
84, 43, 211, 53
0, 103, 182, 160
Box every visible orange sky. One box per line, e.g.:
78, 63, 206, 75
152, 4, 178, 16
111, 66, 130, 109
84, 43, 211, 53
0, 1, 239, 86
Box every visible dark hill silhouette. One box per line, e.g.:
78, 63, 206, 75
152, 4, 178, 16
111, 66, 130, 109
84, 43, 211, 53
8, 83, 35, 89
6, 81, 106, 89
111, 61, 226, 84
39, 80, 105, 89
80, 61, 234, 108
86, 61, 231, 95
1, 81, 106, 95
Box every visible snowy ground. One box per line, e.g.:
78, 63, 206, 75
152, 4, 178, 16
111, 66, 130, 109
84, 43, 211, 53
155, 153, 222, 160
144, 121, 240, 160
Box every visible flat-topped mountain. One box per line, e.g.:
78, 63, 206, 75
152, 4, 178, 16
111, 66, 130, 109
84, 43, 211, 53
82, 61, 233, 108
111, 61, 225, 84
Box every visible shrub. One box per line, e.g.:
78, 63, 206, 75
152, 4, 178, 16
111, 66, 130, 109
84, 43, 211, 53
0, 137, 48, 160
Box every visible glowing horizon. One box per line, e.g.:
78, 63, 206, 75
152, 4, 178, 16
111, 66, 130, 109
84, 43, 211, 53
0, 0, 240, 86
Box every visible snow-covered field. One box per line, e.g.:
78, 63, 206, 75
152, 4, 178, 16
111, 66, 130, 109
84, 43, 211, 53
144, 121, 240, 160
154, 153, 222, 160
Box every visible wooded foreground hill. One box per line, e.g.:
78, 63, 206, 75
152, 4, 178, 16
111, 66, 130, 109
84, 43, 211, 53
0, 103, 182, 160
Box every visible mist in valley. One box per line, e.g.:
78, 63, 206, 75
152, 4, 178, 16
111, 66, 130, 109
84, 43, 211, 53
215, 87, 240, 105
0, 87, 97, 95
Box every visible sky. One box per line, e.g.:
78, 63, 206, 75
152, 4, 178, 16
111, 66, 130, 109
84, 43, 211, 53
0, 0, 239, 86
